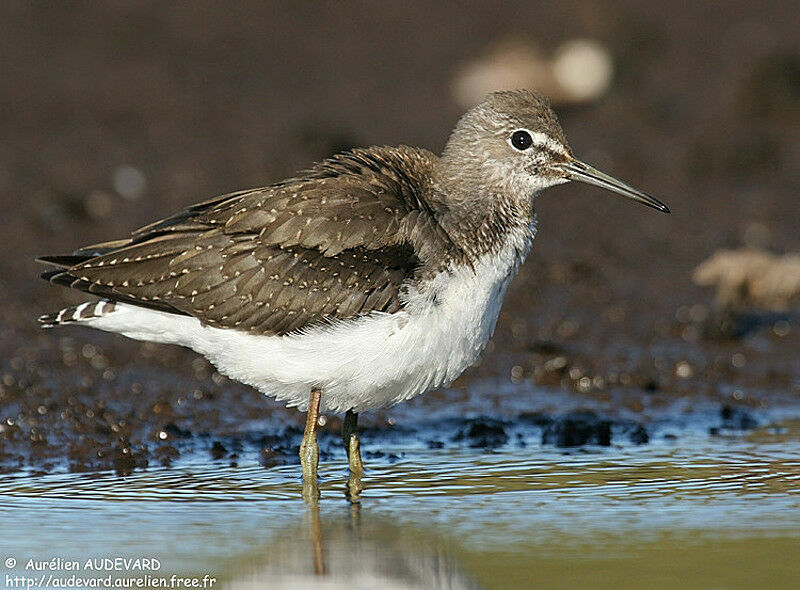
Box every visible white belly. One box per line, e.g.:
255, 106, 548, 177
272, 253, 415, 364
84, 231, 533, 413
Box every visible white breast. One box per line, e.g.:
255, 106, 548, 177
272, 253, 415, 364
85, 226, 535, 413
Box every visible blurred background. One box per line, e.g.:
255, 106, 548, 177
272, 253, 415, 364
1, 2, 800, 588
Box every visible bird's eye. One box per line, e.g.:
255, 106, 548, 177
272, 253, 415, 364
510, 130, 533, 151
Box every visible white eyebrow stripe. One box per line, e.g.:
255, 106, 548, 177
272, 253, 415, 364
511, 129, 570, 157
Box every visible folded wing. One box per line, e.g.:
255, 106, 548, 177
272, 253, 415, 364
40, 146, 451, 336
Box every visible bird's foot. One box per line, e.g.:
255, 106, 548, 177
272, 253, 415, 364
345, 433, 364, 502
342, 410, 363, 503
300, 432, 320, 502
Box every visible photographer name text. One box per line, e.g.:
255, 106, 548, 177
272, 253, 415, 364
23, 558, 161, 572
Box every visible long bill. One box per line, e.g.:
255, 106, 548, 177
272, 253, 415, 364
559, 159, 670, 213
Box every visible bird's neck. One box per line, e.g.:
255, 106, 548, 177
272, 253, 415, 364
427, 167, 536, 266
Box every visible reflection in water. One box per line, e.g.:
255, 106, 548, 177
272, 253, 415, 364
310, 499, 325, 576
0, 419, 799, 589
228, 502, 477, 589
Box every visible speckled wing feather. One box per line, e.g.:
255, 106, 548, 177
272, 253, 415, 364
39, 146, 452, 335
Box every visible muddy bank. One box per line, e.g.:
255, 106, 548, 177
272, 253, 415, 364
1, 2, 799, 474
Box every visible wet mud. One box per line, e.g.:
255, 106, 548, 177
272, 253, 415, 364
1, 2, 799, 476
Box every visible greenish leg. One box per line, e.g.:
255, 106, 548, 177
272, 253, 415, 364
343, 409, 363, 502
300, 387, 322, 502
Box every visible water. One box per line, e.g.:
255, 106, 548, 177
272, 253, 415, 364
2, 419, 800, 589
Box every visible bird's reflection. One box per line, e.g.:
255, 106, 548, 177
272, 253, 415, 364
308, 498, 326, 576
227, 487, 477, 589
305, 476, 363, 577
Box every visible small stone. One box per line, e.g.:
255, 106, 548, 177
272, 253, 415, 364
773, 320, 790, 337
113, 165, 148, 201
85, 191, 114, 219
552, 39, 614, 102
676, 361, 693, 379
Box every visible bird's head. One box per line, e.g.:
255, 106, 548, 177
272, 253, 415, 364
439, 89, 669, 214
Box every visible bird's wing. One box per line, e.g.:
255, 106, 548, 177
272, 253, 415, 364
39, 146, 452, 335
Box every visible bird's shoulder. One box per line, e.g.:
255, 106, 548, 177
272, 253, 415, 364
129, 145, 446, 255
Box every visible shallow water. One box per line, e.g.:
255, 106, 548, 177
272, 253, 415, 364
2, 417, 800, 589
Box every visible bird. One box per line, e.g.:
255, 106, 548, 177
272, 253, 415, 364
38, 89, 668, 497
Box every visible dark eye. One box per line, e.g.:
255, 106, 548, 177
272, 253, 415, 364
511, 130, 533, 150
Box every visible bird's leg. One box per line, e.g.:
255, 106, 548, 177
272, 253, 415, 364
343, 410, 363, 474
342, 409, 363, 502
300, 387, 322, 500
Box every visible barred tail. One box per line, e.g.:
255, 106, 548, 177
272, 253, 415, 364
38, 299, 117, 328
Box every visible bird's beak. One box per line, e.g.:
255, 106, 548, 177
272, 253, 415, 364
558, 158, 670, 213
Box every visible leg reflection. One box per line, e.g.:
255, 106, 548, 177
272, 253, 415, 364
307, 498, 326, 576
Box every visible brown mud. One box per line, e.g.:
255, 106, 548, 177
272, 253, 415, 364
1, 2, 799, 475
